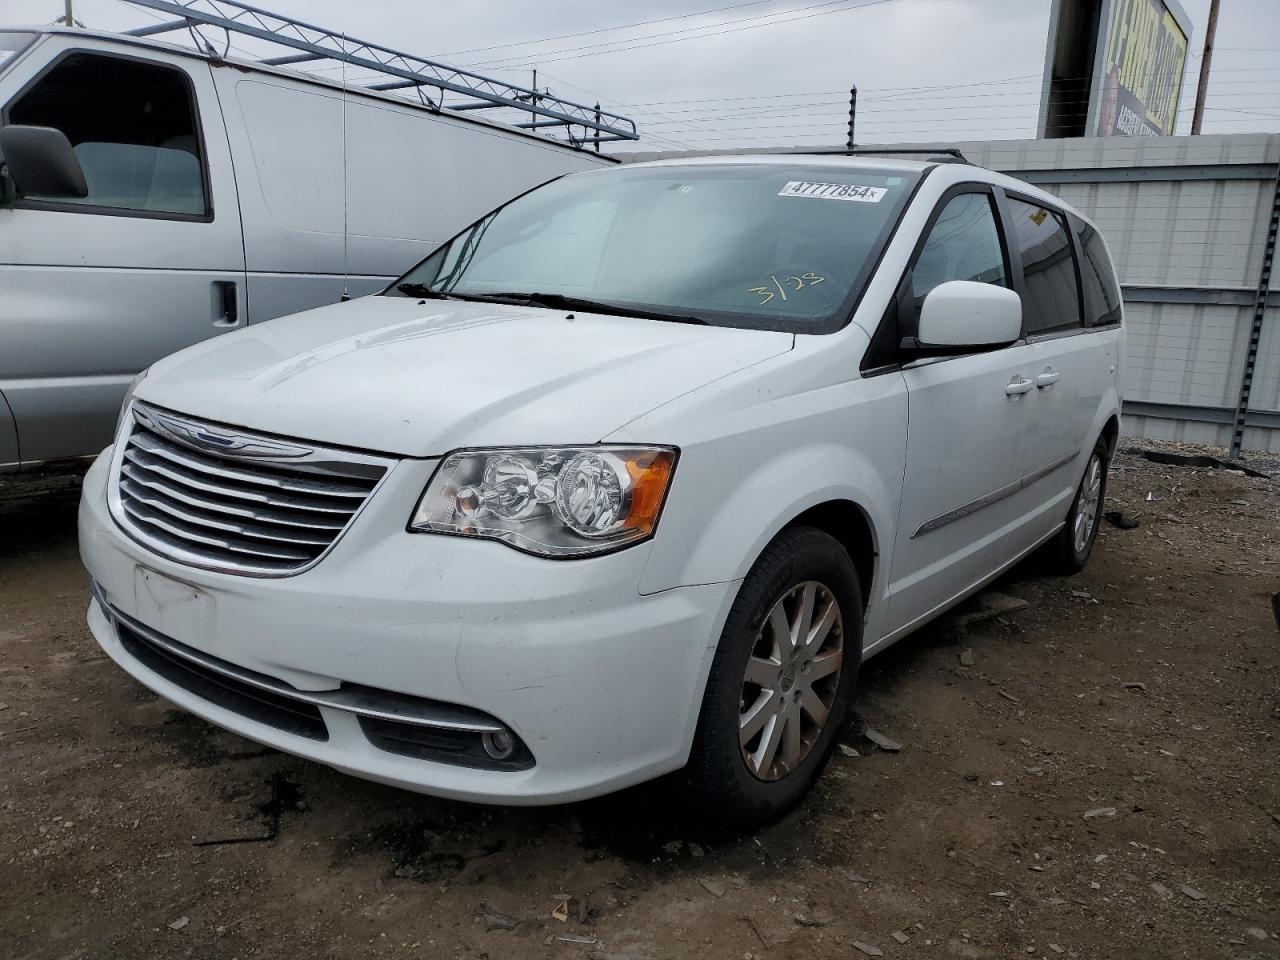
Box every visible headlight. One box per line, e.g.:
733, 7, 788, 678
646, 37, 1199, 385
409, 445, 677, 558
115, 369, 148, 437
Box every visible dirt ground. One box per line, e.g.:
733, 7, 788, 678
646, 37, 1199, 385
2, 442, 1278, 960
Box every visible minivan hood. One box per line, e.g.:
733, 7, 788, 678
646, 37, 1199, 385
137, 297, 793, 457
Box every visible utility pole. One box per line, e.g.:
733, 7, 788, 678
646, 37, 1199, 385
846, 85, 857, 152
1191, 0, 1221, 134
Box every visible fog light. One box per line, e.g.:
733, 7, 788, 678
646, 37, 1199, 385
481, 728, 516, 761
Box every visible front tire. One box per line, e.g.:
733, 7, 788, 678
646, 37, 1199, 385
682, 526, 862, 828
1046, 436, 1109, 573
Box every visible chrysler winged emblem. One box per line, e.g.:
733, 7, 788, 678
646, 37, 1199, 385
136, 406, 313, 460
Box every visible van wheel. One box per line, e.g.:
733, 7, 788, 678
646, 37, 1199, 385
683, 527, 861, 828
1046, 436, 1109, 574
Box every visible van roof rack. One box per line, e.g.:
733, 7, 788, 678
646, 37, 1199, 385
121, 0, 638, 147
804, 147, 972, 164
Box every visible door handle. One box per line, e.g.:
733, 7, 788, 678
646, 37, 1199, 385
213, 281, 239, 327
1005, 376, 1035, 396
1035, 367, 1060, 388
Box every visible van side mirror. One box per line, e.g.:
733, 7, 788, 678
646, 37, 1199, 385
915, 280, 1021, 351
0, 125, 89, 201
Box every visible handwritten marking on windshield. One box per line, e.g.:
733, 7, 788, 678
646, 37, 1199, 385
748, 273, 826, 305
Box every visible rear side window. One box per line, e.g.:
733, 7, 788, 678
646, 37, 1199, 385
7, 52, 207, 217
1006, 198, 1081, 335
1076, 222, 1123, 326
909, 191, 1007, 321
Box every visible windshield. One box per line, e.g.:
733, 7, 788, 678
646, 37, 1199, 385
390, 163, 921, 333
0, 32, 36, 74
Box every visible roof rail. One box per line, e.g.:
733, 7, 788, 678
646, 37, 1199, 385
804, 147, 972, 164
121, 0, 638, 147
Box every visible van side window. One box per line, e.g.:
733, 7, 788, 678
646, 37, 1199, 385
7, 53, 207, 217
1006, 198, 1081, 335
910, 192, 1007, 322
1076, 222, 1123, 326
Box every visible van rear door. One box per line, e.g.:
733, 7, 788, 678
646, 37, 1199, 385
0, 37, 245, 465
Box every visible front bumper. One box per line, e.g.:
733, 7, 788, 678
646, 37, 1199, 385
78, 450, 737, 804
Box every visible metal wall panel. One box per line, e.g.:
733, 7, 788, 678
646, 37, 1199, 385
1124, 303, 1252, 407
1252, 307, 1280, 419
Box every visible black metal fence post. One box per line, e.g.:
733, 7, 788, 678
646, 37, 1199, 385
1229, 163, 1280, 459
846, 85, 857, 153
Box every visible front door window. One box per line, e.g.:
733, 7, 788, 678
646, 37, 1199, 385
8, 52, 207, 216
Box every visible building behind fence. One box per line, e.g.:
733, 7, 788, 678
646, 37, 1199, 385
624, 133, 1280, 455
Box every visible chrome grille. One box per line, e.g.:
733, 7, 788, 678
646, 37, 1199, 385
111, 403, 392, 576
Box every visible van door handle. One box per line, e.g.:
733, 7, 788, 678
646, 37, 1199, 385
1036, 367, 1060, 388
213, 281, 239, 327
1005, 376, 1035, 396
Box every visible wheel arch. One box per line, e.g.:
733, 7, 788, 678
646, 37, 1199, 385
1100, 413, 1120, 456
784, 499, 876, 610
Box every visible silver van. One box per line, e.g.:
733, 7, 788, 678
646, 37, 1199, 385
0, 7, 633, 471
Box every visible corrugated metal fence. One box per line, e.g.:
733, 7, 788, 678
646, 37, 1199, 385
624, 134, 1280, 454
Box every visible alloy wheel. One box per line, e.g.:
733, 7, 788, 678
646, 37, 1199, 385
1074, 453, 1103, 553
738, 581, 844, 781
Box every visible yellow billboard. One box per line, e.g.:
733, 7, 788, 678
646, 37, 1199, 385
1094, 0, 1190, 136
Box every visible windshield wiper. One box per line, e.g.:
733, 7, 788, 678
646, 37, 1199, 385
394, 282, 453, 299
471, 291, 709, 325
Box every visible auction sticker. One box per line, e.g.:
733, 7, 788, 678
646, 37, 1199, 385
778, 181, 886, 202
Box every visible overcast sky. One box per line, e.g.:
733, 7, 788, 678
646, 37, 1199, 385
5, 0, 1278, 151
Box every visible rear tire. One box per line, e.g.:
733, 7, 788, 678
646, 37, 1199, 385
682, 526, 862, 829
1045, 436, 1109, 574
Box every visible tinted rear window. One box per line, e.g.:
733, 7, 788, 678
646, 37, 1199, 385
1006, 198, 1081, 336
1077, 221, 1123, 326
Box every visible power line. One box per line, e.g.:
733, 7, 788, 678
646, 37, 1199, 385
605, 63, 1280, 118
652, 108, 1279, 136
623, 88, 1280, 138
625, 89, 847, 107
649, 113, 1280, 143
622, 71, 1048, 107
465, 0, 871, 69
428, 0, 779, 60
646, 98, 1280, 135
464, 0, 899, 71
631, 83, 1280, 126
531, 70, 699, 152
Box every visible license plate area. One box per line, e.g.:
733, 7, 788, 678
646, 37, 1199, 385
132, 565, 215, 649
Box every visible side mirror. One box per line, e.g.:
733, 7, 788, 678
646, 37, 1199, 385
0, 125, 88, 200
917, 280, 1021, 350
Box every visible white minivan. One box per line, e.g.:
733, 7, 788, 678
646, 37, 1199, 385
78, 154, 1124, 825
